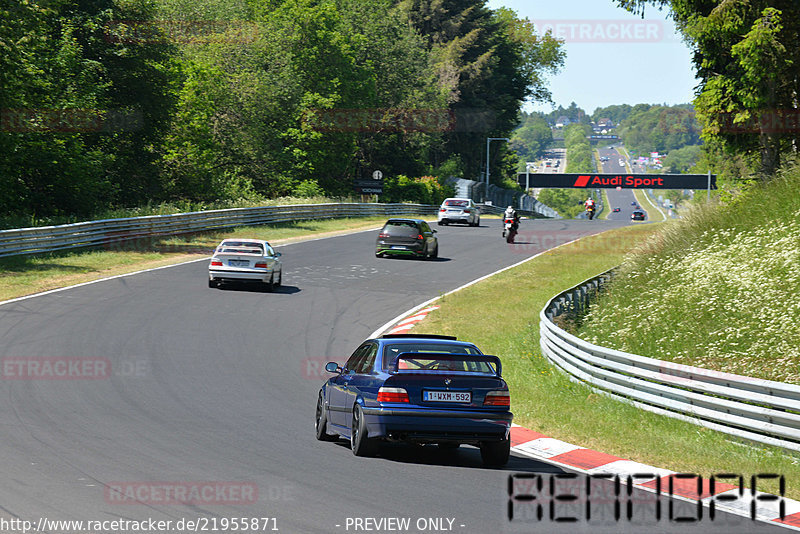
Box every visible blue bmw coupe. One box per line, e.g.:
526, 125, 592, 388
315, 334, 513, 466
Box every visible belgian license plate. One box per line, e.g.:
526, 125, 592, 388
228, 259, 249, 267
424, 390, 471, 403
391, 246, 406, 250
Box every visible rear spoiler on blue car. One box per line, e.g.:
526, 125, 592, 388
389, 352, 502, 377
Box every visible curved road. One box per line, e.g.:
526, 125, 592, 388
0, 218, 783, 533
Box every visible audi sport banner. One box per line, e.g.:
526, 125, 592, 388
522, 173, 716, 189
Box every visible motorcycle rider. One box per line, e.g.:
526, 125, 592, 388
584, 197, 596, 220
503, 205, 520, 234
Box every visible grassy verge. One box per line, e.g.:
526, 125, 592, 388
408, 223, 798, 499
0, 217, 394, 302
633, 188, 667, 222
580, 168, 800, 385
600, 189, 611, 220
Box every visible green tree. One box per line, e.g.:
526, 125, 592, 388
536, 188, 586, 218
399, 0, 564, 183
0, 0, 177, 217
591, 104, 634, 125
563, 123, 594, 173
617, 1, 800, 178
617, 105, 701, 155
662, 144, 703, 174
511, 113, 553, 163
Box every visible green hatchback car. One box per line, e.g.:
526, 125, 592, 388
375, 218, 438, 259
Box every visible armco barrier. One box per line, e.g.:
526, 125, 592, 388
0, 203, 439, 258
540, 268, 800, 453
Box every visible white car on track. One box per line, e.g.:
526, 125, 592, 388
437, 198, 480, 226
208, 239, 282, 291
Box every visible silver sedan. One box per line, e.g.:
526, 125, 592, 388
437, 198, 480, 226
208, 239, 283, 291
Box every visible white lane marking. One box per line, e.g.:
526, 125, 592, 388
0, 222, 403, 308
514, 438, 584, 459
0, 258, 209, 308
587, 460, 673, 480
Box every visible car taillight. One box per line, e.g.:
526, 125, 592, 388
377, 387, 409, 403
379, 233, 389, 238
484, 390, 510, 406
210, 260, 223, 266
417, 234, 424, 240
254, 262, 267, 268
439, 208, 446, 212
464, 209, 470, 213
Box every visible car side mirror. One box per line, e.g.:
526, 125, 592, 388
325, 362, 341, 374
275, 252, 282, 257
432, 229, 437, 233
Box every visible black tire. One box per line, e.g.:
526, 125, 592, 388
506, 231, 515, 244
480, 438, 510, 467
208, 278, 217, 288
263, 273, 275, 292
430, 244, 438, 259
437, 221, 443, 226
375, 252, 383, 258
351, 405, 378, 457
315, 391, 337, 441
275, 269, 282, 287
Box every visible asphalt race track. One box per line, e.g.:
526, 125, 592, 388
0, 218, 786, 533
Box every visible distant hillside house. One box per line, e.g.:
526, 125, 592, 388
555, 116, 571, 128
597, 118, 613, 128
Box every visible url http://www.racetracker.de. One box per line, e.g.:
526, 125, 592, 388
0, 517, 280, 533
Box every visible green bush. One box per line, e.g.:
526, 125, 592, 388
381, 175, 454, 205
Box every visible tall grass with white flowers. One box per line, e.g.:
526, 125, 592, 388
579, 165, 800, 383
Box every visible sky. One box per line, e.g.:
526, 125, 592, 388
486, 0, 700, 116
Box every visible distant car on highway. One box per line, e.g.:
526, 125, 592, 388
599, 156, 609, 162
631, 210, 646, 221
208, 239, 282, 290
437, 198, 479, 226
618, 159, 625, 166
376, 218, 438, 259
613, 207, 620, 213
315, 334, 513, 466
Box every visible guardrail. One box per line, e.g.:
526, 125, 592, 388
0, 203, 439, 258
540, 268, 800, 453
449, 177, 559, 218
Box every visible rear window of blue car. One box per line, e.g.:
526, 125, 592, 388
382, 343, 492, 373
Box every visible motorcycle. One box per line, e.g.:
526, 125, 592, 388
503, 217, 518, 243
586, 206, 596, 220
